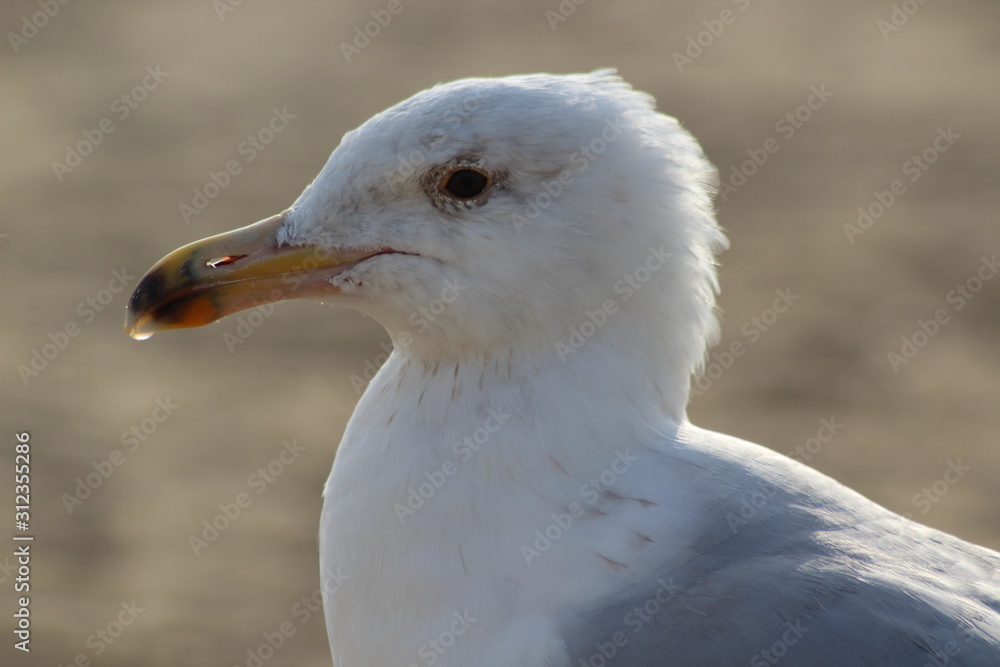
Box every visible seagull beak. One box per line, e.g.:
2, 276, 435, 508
124, 211, 372, 340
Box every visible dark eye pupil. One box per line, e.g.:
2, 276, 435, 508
444, 169, 488, 199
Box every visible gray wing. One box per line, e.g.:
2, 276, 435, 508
557, 441, 1000, 666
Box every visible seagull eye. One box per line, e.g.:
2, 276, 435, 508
442, 168, 489, 199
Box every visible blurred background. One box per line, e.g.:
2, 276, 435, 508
2, 1, 999, 665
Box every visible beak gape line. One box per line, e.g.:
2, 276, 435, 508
124, 212, 380, 340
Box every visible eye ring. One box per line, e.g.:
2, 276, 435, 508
441, 168, 490, 200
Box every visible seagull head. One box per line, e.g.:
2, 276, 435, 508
126, 71, 726, 403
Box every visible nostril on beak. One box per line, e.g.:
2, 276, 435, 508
206, 255, 247, 269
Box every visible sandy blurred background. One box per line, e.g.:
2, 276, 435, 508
2, 0, 999, 665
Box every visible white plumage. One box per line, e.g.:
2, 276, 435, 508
129, 70, 1000, 665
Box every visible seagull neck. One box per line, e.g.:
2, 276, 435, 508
378, 333, 689, 445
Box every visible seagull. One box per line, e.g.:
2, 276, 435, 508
125, 71, 1000, 666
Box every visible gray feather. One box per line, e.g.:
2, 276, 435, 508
558, 430, 1000, 666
